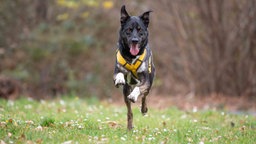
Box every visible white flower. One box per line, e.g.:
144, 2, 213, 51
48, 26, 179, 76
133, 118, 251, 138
121, 137, 126, 141
78, 125, 84, 129
24, 104, 32, 109
193, 106, 198, 113
62, 140, 72, 144
60, 100, 65, 105
7, 101, 14, 107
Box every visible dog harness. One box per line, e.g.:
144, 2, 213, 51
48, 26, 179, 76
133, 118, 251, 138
116, 49, 147, 78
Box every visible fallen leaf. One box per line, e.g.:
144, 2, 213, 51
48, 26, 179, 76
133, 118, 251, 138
35, 126, 43, 131
0, 122, 7, 126
230, 122, 235, 127
36, 139, 43, 144
8, 119, 13, 123
240, 125, 246, 131
26, 141, 34, 144
104, 121, 120, 128
18, 133, 26, 141
25, 120, 34, 125
162, 121, 167, 127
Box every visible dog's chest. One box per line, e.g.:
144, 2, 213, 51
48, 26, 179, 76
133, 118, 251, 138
116, 49, 147, 79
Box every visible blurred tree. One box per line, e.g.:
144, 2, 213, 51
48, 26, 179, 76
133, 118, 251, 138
0, 0, 255, 99
153, 0, 256, 97
36, 0, 48, 23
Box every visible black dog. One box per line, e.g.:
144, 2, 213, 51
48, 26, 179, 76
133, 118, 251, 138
113, 5, 155, 130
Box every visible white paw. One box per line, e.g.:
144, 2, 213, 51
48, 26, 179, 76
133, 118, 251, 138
128, 87, 140, 103
115, 73, 125, 86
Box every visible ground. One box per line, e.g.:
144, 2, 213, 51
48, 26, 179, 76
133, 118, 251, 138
109, 93, 256, 114
1, 96, 255, 143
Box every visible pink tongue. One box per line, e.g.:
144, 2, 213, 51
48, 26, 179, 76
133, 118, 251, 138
130, 44, 139, 56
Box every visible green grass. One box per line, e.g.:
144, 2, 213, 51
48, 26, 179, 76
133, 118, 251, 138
0, 97, 255, 144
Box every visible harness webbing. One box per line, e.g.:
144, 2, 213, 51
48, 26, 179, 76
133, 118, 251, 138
116, 49, 147, 78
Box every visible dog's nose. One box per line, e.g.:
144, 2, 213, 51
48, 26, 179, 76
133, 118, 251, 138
131, 38, 139, 43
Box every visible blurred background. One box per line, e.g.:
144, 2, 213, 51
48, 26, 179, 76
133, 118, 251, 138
0, 0, 255, 105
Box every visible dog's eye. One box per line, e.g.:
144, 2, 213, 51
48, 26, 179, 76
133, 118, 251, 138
137, 27, 141, 32
126, 28, 132, 35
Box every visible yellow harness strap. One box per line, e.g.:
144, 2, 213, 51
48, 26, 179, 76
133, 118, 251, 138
117, 49, 147, 78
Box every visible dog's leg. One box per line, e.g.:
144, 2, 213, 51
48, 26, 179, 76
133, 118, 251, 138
141, 94, 148, 115
127, 86, 140, 103
114, 72, 125, 87
123, 83, 133, 130
128, 72, 150, 103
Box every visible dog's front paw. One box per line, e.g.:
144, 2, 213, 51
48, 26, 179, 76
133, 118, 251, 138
140, 106, 148, 115
128, 87, 140, 103
114, 73, 125, 87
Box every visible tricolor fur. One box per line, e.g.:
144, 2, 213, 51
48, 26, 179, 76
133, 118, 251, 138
113, 5, 155, 130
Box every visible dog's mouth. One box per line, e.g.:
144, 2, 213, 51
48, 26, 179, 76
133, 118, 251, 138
130, 43, 139, 56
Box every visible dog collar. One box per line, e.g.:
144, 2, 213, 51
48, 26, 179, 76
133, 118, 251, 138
116, 49, 147, 78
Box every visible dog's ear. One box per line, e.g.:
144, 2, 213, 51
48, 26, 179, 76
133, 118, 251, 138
140, 10, 152, 27
120, 5, 130, 26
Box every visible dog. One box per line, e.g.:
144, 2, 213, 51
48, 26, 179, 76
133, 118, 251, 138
113, 5, 155, 130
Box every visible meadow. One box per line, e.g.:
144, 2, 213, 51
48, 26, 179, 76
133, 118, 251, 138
0, 96, 255, 144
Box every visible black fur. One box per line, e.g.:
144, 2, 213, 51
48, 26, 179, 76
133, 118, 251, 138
113, 5, 155, 130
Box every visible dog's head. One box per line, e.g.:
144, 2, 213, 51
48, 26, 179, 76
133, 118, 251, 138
119, 5, 152, 57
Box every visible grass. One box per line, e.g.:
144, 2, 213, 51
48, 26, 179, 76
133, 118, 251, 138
0, 97, 255, 144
